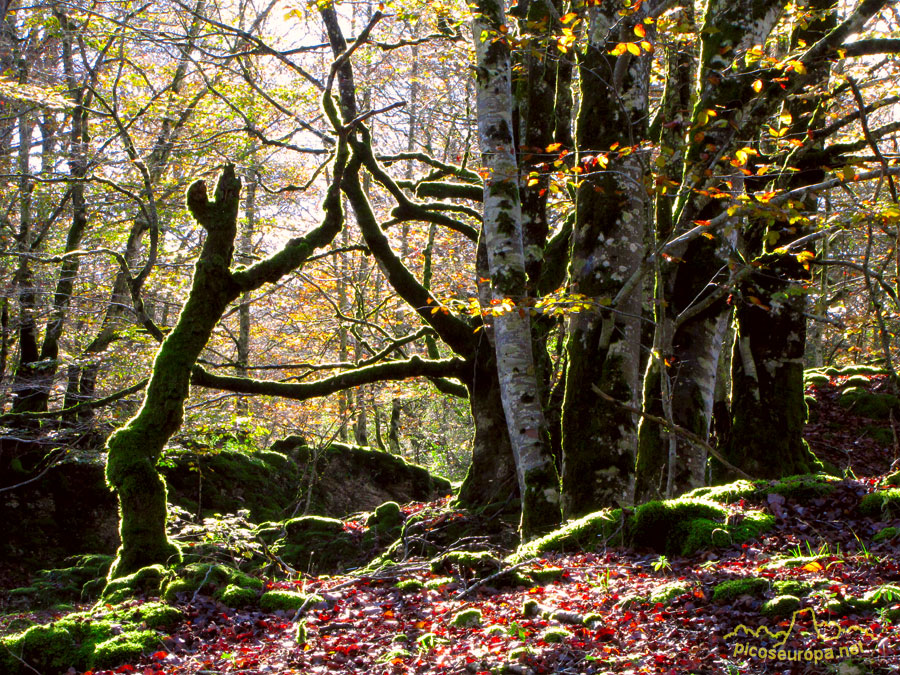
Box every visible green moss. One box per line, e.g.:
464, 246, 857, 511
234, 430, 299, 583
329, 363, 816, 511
0, 602, 179, 674
648, 581, 693, 605
859, 488, 900, 517
773, 580, 814, 597
712, 577, 770, 603
759, 474, 838, 499
522, 598, 539, 616
394, 579, 424, 592
874, 526, 898, 542
804, 373, 830, 387
840, 390, 899, 419
162, 578, 199, 603
528, 566, 564, 584
685, 480, 758, 503
630, 498, 726, 554
258, 590, 323, 612
430, 551, 501, 577
102, 564, 170, 603
842, 375, 873, 389
509, 509, 623, 562
761, 595, 801, 617
271, 515, 359, 573
132, 602, 183, 630
449, 608, 482, 627
881, 470, 900, 487
367, 501, 403, 531
216, 584, 259, 607
91, 630, 159, 668
583, 612, 603, 626
863, 425, 894, 446
539, 627, 570, 643
424, 576, 454, 590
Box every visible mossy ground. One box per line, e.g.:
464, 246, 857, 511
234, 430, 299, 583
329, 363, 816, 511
712, 577, 770, 602
0, 602, 181, 674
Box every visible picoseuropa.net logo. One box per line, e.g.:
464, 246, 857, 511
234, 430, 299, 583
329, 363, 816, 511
725, 607, 876, 665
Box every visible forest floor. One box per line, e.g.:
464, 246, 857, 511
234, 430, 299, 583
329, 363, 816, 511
2, 372, 900, 675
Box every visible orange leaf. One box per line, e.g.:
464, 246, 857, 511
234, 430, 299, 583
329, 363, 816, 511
802, 561, 824, 572
634, 23, 646, 38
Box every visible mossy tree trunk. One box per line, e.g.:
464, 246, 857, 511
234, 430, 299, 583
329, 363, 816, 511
107, 139, 349, 576
715, 254, 819, 479
560, 0, 651, 518
105, 166, 243, 578
714, 0, 835, 481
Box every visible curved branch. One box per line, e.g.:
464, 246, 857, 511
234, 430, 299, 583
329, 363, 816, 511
191, 356, 468, 400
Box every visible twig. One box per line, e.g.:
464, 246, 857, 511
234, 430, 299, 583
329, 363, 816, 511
591, 385, 752, 479
455, 558, 537, 600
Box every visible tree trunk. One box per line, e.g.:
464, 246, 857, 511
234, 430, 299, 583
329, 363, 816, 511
560, 1, 650, 518
106, 166, 242, 578
716, 254, 820, 479
472, 0, 560, 538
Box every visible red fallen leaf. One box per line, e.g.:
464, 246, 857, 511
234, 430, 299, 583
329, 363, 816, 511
116, 666, 136, 673
152, 650, 168, 659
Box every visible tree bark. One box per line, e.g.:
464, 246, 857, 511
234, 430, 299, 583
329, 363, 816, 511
560, 1, 650, 517
472, 0, 560, 538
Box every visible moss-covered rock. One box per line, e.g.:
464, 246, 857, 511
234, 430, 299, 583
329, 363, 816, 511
859, 488, 900, 517
367, 501, 403, 532
630, 498, 726, 555
648, 581, 693, 605
712, 577, 770, 603
271, 515, 359, 574
539, 627, 570, 643
215, 584, 259, 607
6, 554, 115, 609
839, 390, 900, 419
773, 580, 815, 597
102, 564, 170, 603
0, 602, 183, 674
160, 563, 261, 604
684, 480, 758, 503
761, 595, 801, 617
758, 474, 838, 499
394, 579, 424, 592
265, 438, 453, 518
874, 526, 898, 542
424, 576, 454, 590
510, 493, 774, 561
528, 566, 565, 584
449, 608, 482, 627
258, 590, 323, 612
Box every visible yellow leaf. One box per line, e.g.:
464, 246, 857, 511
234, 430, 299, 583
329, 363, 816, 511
561, 11, 579, 24
789, 60, 807, 75
752, 79, 763, 93
634, 23, 646, 38
546, 142, 563, 152
700, 232, 715, 240
641, 40, 654, 53
610, 43, 628, 56
626, 42, 641, 56
779, 111, 793, 126
796, 250, 815, 264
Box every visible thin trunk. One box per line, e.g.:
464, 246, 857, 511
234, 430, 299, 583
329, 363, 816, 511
472, 0, 560, 538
